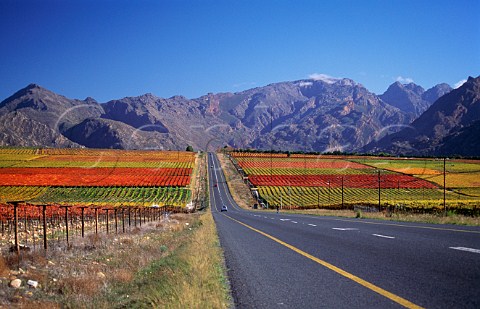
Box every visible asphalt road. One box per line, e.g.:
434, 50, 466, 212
208, 153, 480, 308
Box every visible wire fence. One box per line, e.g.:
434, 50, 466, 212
0, 203, 188, 255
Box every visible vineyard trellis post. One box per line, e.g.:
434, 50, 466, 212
42, 204, 48, 250
134, 207, 137, 227
61, 206, 70, 245
105, 208, 110, 234
94, 207, 99, 234
122, 207, 126, 233
114, 208, 118, 234
23, 206, 28, 247
9, 201, 23, 254
80, 206, 87, 238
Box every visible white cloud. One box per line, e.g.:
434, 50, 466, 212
308, 73, 339, 84
395, 76, 415, 84
454, 79, 467, 89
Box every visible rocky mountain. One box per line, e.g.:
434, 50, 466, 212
210, 79, 413, 152
0, 84, 101, 147
380, 82, 452, 117
364, 76, 480, 156
0, 77, 460, 154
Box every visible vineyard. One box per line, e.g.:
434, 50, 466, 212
0, 148, 198, 252
230, 152, 480, 214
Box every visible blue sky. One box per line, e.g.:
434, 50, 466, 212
1, 0, 478, 102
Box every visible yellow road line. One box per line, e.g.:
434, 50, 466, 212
224, 214, 424, 309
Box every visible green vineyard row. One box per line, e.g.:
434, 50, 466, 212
257, 186, 480, 210
0, 186, 191, 207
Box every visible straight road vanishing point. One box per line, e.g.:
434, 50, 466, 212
209, 153, 480, 308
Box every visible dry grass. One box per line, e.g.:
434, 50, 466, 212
147, 211, 231, 308
0, 255, 9, 277
0, 212, 230, 308
217, 153, 256, 209
279, 208, 480, 226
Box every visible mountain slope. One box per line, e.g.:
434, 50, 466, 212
62, 118, 179, 150
364, 76, 480, 156
380, 82, 452, 117
203, 79, 413, 151
0, 84, 103, 147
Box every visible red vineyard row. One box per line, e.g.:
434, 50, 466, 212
237, 161, 370, 169
248, 174, 438, 189
0, 168, 192, 187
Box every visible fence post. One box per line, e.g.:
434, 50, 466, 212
80, 207, 86, 238
122, 208, 126, 233
60, 206, 71, 246
42, 205, 48, 251
94, 208, 98, 234
9, 201, 23, 254
105, 209, 110, 234
114, 208, 118, 234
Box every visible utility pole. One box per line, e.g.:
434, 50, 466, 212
341, 177, 344, 208
377, 170, 381, 211
443, 158, 447, 215
270, 106, 273, 178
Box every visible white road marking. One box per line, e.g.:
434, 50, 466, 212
372, 234, 395, 239
332, 228, 358, 231
291, 221, 298, 224
308, 224, 317, 227
270, 218, 276, 220
450, 247, 480, 254
280, 219, 291, 221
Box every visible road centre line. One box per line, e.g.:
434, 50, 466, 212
280, 219, 290, 221
308, 224, 317, 227
449, 247, 480, 254
291, 221, 298, 224
333, 218, 480, 234
372, 234, 395, 239
332, 227, 357, 231
223, 214, 423, 309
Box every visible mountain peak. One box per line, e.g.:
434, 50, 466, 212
466, 75, 480, 86
422, 83, 452, 103
381, 82, 427, 115
365, 75, 480, 157
1, 83, 48, 107
25, 83, 42, 90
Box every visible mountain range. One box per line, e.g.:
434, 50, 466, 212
0, 75, 478, 157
